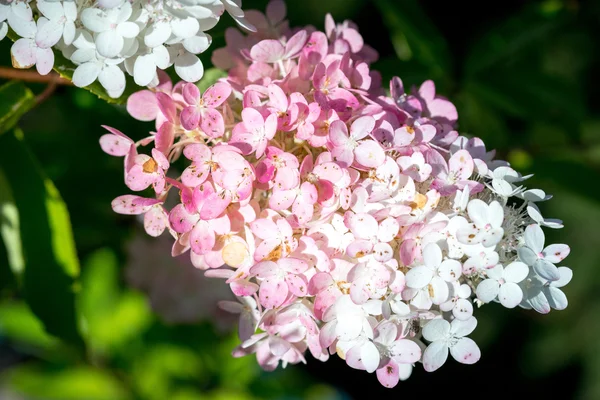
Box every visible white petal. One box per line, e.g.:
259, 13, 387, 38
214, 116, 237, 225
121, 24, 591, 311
545, 287, 568, 310
438, 259, 461, 282
503, 261, 529, 283
450, 316, 477, 337
453, 298, 473, 320
517, 246, 537, 266
35, 47, 54, 75
72, 62, 101, 87
80, 8, 111, 32
8, 12, 36, 38
524, 224, 545, 253
552, 267, 573, 288
476, 279, 499, 303
133, 54, 156, 86
144, 21, 171, 47
63, 2, 78, 21
498, 282, 523, 308
422, 243, 442, 269
527, 287, 550, 314
336, 315, 364, 342
430, 277, 449, 304
422, 319, 450, 342
183, 32, 212, 54
422, 341, 448, 372
10, 2, 33, 21
0, 22, 7, 41
37, 0, 64, 20
361, 341, 380, 373
174, 52, 204, 82
117, 21, 139, 38
10, 38, 36, 69
35, 17, 63, 48
153, 45, 171, 69
449, 337, 480, 365
405, 265, 433, 289
467, 199, 488, 227
63, 21, 76, 45
488, 201, 504, 228
172, 17, 199, 39
534, 259, 560, 282
99, 64, 125, 94
482, 228, 503, 247
96, 30, 124, 58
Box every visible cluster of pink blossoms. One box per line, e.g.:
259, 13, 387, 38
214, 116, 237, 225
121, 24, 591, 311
101, 1, 572, 388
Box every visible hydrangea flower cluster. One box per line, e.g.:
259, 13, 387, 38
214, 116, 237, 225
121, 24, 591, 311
101, 1, 572, 387
2, 0, 252, 98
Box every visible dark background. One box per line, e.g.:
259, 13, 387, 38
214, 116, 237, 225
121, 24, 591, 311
0, 0, 599, 399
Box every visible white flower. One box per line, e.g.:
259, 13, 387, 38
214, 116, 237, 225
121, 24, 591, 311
10, 18, 54, 75
218, 296, 260, 341
476, 261, 529, 308
35, 0, 77, 48
457, 199, 504, 247
320, 295, 373, 347
404, 243, 461, 308
487, 166, 531, 197
440, 282, 473, 320
523, 266, 572, 314
81, 2, 140, 58
527, 202, 563, 229
422, 317, 481, 372
1, 1, 36, 39
462, 243, 499, 275
517, 224, 569, 282
131, 45, 171, 86
70, 30, 126, 98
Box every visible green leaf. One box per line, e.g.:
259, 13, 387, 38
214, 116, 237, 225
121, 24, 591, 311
373, 0, 453, 85
3, 364, 131, 400
464, 3, 568, 76
79, 248, 152, 354
0, 130, 82, 346
196, 68, 228, 94
0, 80, 35, 134
0, 301, 59, 350
0, 167, 24, 277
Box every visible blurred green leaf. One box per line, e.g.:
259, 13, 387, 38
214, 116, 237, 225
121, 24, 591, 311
0, 168, 24, 278
0, 80, 35, 134
464, 3, 568, 76
3, 364, 131, 400
374, 0, 452, 85
0, 301, 59, 350
132, 344, 203, 400
0, 130, 82, 346
79, 248, 152, 354
196, 68, 228, 94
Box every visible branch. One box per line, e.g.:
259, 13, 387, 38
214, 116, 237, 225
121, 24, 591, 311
0, 67, 72, 86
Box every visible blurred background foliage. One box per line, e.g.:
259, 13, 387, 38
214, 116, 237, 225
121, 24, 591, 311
0, 0, 599, 399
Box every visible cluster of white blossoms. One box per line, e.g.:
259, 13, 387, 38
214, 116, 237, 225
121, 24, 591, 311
1, 0, 252, 97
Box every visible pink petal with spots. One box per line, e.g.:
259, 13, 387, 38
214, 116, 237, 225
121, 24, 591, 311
155, 122, 174, 154
254, 238, 281, 262
203, 82, 232, 107
284, 30, 307, 58
143, 205, 167, 237
99, 133, 132, 156
200, 108, 225, 138
355, 140, 385, 168
377, 360, 400, 388
111, 195, 161, 215
125, 164, 155, 191
180, 106, 201, 130
259, 277, 288, 309
542, 244, 570, 263
250, 219, 277, 240
250, 260, 278, 278
449, 150, 474, 180
200, 190, 231, 220
168, 204, 199, 233
190, 220, 215, 255
350, 116, 375, 140
286, 274, 308, 297
279, 257, 309, 274
230, 279, 259, 296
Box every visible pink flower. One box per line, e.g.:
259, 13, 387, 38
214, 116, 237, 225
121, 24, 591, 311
231, 108, 278, 158
180, 82, 232, 137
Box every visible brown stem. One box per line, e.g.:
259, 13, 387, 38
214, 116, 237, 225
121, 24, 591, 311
0, 67, 72, 85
